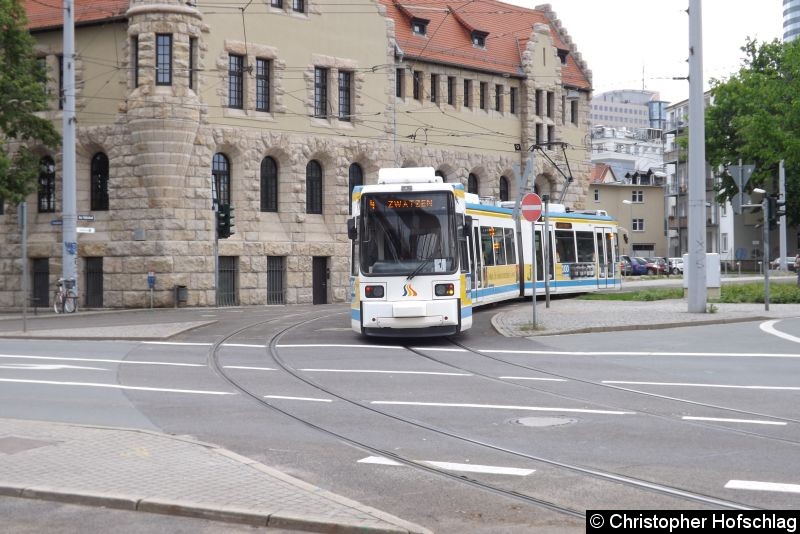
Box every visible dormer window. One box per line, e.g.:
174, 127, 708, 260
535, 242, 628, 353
471, 31, 488, 48
412, 17, 428, 36
557, 49, 569, 65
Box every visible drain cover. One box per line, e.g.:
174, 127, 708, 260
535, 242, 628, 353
514, 416, 576, 428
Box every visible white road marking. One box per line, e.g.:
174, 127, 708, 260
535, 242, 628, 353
0, 363, 107, 371
682, 416, 787, 426
604, 381, 800, 391
276, 344, 404, 350
264, 395, 332, 402
0, 378, 233, 395
500, 376, 567, 382
224, 366, 276, 371
725, 480, 800, 494
357, 456, 534, 476
481, 349, 800, 359
223, 343, 267, 348
142, 341, 212, 346
760, 319, 800, 344
299, 369, 472, 376
371, 401, 633, 415
410, 347, 468, 352
0, 354, 204, 367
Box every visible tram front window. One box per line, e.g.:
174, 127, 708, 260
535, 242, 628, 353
360, 192, 457, 276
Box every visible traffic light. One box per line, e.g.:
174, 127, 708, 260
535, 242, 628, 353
767, 195, 786, 230
217, 203, 235, 238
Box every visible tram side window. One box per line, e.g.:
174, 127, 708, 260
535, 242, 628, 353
576, 231, 595, 262
555, 230, 577, 263
503, 228, 516, 264
480, 227, 495, 266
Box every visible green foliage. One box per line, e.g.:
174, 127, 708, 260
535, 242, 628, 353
579, 288, 684, 301
0, 0, 61, 205
719, 282, 800, 304
706, 38, 800, 226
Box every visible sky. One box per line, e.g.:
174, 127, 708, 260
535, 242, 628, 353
505, 0, 784, 104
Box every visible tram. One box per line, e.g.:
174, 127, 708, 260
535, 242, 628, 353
348, 167, 620, 337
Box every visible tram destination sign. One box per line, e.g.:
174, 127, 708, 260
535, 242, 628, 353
521, 193, 543, 222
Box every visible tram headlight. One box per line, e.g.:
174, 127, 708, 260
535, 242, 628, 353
435, 283, 455, 297
364, 285, 385, 298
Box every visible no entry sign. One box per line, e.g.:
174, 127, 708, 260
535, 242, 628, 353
521, 193, 543, 222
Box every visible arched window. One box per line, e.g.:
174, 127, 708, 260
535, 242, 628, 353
90, 152, 109, 211
435, 170, 445, 182
38, 156, 56, 213
213, 153, 230, 206
499, 176, 509, 202
260, 156, 278, 212
348, 163, 363, 215
467, 173, 478, 195
306, 160, 323, 214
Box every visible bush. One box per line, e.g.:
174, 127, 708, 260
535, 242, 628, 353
719, 282, 800, 304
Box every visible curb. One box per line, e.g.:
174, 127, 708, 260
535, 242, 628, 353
0, 420, 430, 534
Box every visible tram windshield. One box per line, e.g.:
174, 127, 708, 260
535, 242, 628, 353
360, 191, 457, 276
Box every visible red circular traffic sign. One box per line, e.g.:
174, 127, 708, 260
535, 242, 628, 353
521, 193, 543, 222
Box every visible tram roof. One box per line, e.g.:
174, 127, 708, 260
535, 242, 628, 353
466, 202, 616, 223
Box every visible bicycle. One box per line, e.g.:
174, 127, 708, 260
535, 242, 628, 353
53, 278, 78, 314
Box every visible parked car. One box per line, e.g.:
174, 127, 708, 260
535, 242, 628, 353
619, 255, 632, 276
769, 257, 797, 271
628, 256, 649, 276
644, 257, 668, 275
668, 257, 684, 275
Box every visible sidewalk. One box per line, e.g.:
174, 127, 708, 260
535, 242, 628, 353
0, 418, 430, 533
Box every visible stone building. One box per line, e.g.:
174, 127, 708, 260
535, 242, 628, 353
1, 0, 592, 309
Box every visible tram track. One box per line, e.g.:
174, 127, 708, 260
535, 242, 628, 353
206, 313, 760, 517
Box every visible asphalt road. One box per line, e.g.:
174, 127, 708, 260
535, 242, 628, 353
1, 303, 799, 532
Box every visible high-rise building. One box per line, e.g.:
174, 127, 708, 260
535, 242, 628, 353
785, 0, 800, 42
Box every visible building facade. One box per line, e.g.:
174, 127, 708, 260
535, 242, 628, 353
785, 0, 800, 42
1, 0, 592, 309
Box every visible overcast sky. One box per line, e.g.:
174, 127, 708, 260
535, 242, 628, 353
505, 0, 784, 104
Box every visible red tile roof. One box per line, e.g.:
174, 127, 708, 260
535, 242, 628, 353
590, 163, 615, 184
24, 0, 128, 31
382, 0, 590, 89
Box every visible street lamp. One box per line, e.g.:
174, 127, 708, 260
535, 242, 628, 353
622, 199, 633, 254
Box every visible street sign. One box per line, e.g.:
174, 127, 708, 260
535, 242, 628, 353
78, 214, 95, 221
520, 193, 543, 222
51, 219, 63, 226
76, 227, 95, 233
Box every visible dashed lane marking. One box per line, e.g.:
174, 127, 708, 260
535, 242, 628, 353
682, 416, 787, 426
371, 401, 633, 415
604, 380, 800, 391
725, 480, 800, 494
0, 378, 234, 395
357, 456, 535, 476
299, 369, 472, 376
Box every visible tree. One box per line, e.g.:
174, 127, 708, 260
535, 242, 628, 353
0, 0, 61, 206
706, 38, 800, 226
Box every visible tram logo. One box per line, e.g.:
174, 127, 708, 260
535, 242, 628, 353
402, 283, 418, 297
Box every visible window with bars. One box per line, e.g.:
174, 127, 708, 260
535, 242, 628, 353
228, 55, 244, 109
306, 160, 322, 214
314, 67, 328, 118
256, 58, 270, 112
479, 82, 487, 110
395, 68, 404, 98
338, 71, 352, 120
430, 74, 438, 103
90, 152, 109, 211
213, 153, 230, 206
447, 76, 455, 105
156, 34, 172, 86
189, 37, 197, 90
495, 84, 502, 112
413, 70, 422, 100
510, 87, 517, 114
463, 79, 471, 108
38, 156, 56, 213
260, 156, 278, 212
266, 256, 285, 305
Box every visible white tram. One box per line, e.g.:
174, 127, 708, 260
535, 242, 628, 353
348, 167, 620, 337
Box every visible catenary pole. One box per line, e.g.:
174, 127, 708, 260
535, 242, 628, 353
779, 160, 787, 270
687, 0, 707, 312
62, 0, 78, 294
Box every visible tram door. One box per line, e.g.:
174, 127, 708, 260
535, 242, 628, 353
595, 227, 613, 288
470, 225, 483, 302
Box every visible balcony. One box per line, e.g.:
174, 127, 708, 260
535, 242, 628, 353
668, 215, 688, 229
